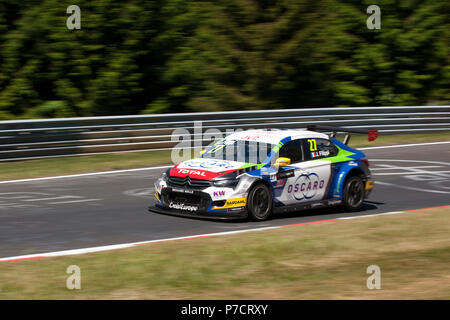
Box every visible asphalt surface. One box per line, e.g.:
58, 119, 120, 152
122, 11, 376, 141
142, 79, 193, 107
0, 143, 449, 258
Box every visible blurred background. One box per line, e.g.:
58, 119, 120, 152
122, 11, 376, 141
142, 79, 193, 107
0, 1, 449, 301
0, 0, 448, 120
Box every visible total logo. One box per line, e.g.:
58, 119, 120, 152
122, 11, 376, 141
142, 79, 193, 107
184, 159, 235, 170
176, 169, 207, 177
287, 173, 325, 200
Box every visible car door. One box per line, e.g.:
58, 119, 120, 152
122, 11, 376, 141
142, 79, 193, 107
276, 138, 335, 205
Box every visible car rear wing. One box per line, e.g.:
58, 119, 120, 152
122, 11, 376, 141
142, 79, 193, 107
306, 125, 378, 145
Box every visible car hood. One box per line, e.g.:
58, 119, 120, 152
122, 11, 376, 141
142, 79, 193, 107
169, 158, 253, 180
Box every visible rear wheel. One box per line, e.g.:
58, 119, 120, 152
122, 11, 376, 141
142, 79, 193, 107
247, 183, 273, 221
342, 175, 365, 211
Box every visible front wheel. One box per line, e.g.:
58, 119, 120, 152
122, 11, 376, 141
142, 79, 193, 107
342, 175, 365, 211
247, 183, 273, 221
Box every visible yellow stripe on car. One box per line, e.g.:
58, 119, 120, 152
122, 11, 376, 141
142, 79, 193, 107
213, 197, 247, 209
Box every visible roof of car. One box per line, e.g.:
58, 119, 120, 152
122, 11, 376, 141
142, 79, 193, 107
225, 129, 330, 145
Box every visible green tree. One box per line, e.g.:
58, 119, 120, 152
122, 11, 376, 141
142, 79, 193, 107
0, 0, 448, 120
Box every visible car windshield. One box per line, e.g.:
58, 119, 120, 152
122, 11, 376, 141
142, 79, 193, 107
201, 139, 274, 164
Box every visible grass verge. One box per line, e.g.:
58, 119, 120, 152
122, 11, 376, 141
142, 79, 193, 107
0, 150, 172, 181
0, 206, 449, 299
0, 131, 449, 181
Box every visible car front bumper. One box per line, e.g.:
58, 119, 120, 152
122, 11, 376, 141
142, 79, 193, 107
152, 181, 249, 220
148, 204, 248, 220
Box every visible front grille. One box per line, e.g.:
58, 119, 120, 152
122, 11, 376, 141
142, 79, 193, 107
168, 176, 211, 189
167, 193, 202, 205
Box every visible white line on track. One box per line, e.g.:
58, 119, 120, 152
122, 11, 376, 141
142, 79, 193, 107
358, 140, 450, 150
373, 171, 450, 175
23, 195, 82, 202
337, 211, 403, 219
370, 159, 450, 165
375, 181, 450, 194
48, 198, 102, 205
0, 226, 280, 262
0, 165, 172, 184
0, 141, 449, 185
0, 203, 36, 209
371, 166, 443, 171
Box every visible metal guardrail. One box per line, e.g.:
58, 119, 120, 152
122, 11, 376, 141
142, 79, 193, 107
0, 106, 449, 161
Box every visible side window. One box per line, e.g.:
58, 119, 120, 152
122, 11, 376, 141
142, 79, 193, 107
279, 139, 304, 163
304, 138, 338, 160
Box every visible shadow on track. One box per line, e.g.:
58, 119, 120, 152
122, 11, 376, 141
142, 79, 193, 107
150, 201, 384, 224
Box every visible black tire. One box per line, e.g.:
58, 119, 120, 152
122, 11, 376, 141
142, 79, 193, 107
247, 183, 273, 221
342, 175, 365, 211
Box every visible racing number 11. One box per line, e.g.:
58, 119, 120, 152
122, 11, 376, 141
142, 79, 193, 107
307, 139, 317, 151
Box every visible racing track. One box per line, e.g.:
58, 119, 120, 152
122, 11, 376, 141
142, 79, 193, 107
0, 142, 449, 259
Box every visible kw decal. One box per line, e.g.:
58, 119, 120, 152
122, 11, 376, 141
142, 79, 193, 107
213, 190, 226, 197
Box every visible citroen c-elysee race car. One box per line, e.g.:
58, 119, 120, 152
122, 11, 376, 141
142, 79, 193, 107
149, 125, 378, 221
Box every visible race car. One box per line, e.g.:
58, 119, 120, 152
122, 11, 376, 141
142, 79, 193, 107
149, 125, 378, 221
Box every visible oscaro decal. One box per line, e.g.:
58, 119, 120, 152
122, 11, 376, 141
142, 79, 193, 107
184, 159, 235, 169
287, 173, 325, 200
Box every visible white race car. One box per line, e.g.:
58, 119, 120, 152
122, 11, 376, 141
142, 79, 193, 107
149, 126, 377, 221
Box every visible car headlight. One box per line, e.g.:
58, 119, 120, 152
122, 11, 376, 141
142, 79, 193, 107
213, 178, 239, 188
161, 169, 170, 182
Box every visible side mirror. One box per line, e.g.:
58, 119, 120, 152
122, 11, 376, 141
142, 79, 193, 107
274, 157, 291, 167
